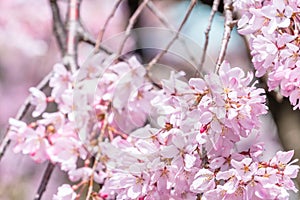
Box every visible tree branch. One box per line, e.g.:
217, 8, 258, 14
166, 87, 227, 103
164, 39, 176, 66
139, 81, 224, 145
146, 0, 197, 71
49, 0, 67, 55
198, 0, 220, 71
95, 0, 123, 51
215, 0, 235, 73
146, 1, 198, 72
63, 0, 82, 73
77, 24, 114, 55
117, 0, 150, 56
33, 162, 55, 200
85, 119, 108, 200
146, 1, 173, 29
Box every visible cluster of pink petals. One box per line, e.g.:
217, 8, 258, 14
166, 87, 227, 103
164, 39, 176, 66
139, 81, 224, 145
7, 55, 155, 199
7, 56, 299, 199
93, 56, 155, 134
96, 61, 298, 199
8, 115, 87, 170
234, 0, 300, 109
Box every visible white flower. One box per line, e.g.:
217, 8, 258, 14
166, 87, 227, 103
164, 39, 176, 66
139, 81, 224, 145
53, 184, 76, 200
29, 87, 47, 117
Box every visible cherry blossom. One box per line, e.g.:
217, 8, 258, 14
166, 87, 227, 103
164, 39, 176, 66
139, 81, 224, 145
53, 184, 77, 200
8, 118, 49, 162
6, 54, 299, 199
235, 0, 300, 109
29, 87, 47, 117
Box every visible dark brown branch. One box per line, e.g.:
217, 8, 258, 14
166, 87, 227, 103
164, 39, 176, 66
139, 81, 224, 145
49, 0, 67, 55
117, 0, 150, 56
95, 0, 123, 51
33, 162, 55, 200
199, 0, 220, 71
146, 0, 197, 71
215, 0, 235, 73
0, 71, 53, 162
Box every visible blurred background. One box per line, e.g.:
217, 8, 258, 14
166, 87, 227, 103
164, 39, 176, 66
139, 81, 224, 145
0, 0, 299, 199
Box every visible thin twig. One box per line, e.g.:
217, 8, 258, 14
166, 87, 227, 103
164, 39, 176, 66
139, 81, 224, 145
146, 1, 198, 71
146, 0, 197, 71
77, 24, 114, 55
215, 0, 235, 73
198, 0, 220, 71
85, 120, 108, 200
0, 71, 53, 162
95, 0, 123, 51
33, 162, 55, 200
63, 0, 82, 73
49, 0, 67, 55
146, 1, 173, 29
85, 151, 101, 200
117, 0, 150, 56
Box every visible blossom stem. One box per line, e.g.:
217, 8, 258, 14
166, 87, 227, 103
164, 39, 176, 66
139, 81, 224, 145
85, 120, 108, 200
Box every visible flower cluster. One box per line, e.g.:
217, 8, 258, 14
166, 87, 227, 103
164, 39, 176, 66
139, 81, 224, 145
7, 55, 299, 199
234, 0, 300, 109
97, 60, 297, 200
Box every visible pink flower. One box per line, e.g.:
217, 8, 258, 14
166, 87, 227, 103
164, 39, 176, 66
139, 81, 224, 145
160, 129, 197, 169
29, 87, 47, 117
104, 172, 150, 199
235, 0, 300, 110
68, 167, 93, 182
49, 63, 73, 100
251, 35, 278, 77
47, 123, 87, 171
38, 112, 65, 130
236, 5, 265, 34
216, 169, 239, 194
231, 157, 258, 182
53, 184, 77, 200
190, 61, 267, 142
190, 168, 215, 193
8, 118, 49, 163
261, 0, 293, 34
270, 150, 299, 180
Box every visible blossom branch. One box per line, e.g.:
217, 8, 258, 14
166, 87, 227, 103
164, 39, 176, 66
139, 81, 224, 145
49, 0, 67, 54
117, 0, 150, 56
34, 162, 55, 200
85, 120, 108, 200
0, 71, 53, 162
146, 1, 198, 71
215, 0, 235, 73
146, 0, 197, 71
77, 23, 114, 55
95, 0, 123, 51
199, 0, 220, 71
146, 1, 173, 29
63, 0, 82, 73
